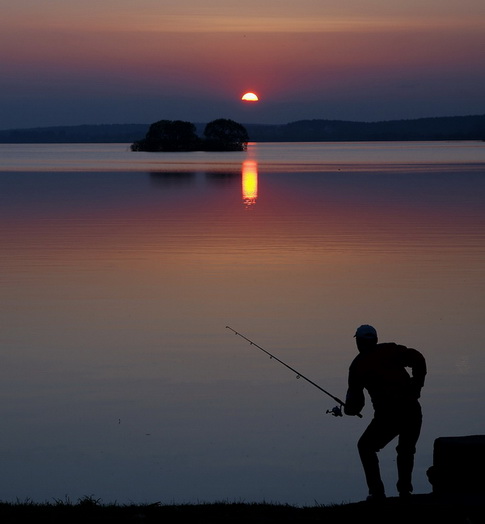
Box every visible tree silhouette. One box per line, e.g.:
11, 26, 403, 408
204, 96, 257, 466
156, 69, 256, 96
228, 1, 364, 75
131, 120, 200, 152
203, 118, 249, 151
131, 118, 249, 152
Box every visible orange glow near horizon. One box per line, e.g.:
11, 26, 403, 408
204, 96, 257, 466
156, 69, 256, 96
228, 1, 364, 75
242, 160, 258, 208
1, 3, 485, 129
241, 92, 259, 102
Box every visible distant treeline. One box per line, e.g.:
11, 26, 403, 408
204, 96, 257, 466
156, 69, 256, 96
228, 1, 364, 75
0, 124, 148, 144
1, 115, 484, 143
249, 115, 485, 142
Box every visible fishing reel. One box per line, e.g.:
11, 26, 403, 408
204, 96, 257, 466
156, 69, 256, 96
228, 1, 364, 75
326, 405, 343, 417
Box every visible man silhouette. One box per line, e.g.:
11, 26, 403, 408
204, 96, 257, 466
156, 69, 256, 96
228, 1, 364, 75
344, 325, 427, 501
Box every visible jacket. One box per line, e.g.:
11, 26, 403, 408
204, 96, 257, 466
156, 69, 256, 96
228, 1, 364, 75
344, 342, 427, 416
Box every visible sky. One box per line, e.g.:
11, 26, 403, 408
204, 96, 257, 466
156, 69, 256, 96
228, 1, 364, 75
1, 0, 485, 129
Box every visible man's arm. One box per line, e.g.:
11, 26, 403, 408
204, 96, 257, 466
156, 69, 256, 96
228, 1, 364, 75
344, 368, 365, 416
403, 346, 427, 398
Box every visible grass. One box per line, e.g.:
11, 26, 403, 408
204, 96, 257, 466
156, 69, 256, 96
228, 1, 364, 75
0, 494, 484, 523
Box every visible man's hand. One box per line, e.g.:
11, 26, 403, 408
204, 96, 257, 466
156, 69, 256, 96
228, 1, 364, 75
326, 405, 343, 417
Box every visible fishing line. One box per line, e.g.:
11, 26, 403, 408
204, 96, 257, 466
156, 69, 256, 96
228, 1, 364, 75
226, 326, 362, 418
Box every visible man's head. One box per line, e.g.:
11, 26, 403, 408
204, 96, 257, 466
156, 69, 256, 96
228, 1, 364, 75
354, 324, 378, 352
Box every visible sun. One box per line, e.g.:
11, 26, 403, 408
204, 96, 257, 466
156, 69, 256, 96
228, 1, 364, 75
241, 92, 259, 102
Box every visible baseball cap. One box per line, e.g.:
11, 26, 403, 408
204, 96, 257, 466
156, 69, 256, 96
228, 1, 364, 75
354, 324, 378, 339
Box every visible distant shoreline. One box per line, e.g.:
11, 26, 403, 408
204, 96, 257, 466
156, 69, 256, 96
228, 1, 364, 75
0, 114, 484, 144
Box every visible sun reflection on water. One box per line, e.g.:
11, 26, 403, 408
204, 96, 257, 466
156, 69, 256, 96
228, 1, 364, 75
242, 160, 258, 208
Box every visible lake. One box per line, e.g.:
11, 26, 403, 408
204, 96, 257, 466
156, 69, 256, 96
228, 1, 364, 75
0, 141, 485, 506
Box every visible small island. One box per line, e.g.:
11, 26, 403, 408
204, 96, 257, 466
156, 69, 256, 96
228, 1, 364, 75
131, 118, 249, 152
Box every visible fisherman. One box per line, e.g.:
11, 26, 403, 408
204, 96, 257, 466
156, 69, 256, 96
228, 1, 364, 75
344, 324, 427, 501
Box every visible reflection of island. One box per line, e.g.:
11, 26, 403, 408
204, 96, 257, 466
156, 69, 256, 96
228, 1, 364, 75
242, 160, 258, 208
149, 171, 197, 186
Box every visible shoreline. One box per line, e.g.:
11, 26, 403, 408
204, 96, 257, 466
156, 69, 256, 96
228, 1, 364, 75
1, 493, 483, 523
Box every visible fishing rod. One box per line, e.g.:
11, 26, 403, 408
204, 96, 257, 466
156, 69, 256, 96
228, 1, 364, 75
226, 326, 362, 418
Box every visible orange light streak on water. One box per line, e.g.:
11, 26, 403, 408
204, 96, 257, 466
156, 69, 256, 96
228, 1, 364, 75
242, 160, 258, 208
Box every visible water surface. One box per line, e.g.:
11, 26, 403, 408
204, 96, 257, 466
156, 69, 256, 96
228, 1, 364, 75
0, 142, 484, 505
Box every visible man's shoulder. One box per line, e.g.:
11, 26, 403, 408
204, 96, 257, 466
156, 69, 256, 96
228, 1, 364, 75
348, 349, 372, 370
378, 342, 400, 349
349, 343, 402, 368
377, 342, 410, 353
378, 342, 426, 367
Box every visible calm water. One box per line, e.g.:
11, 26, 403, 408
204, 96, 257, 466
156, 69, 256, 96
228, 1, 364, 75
0, 141, 485, 505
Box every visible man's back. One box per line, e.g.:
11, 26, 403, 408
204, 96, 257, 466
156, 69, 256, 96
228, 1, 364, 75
346, 342, 426, 413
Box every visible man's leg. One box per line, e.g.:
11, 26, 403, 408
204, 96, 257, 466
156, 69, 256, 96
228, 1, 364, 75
396, 402, 423, 497
358, 416, 399, 498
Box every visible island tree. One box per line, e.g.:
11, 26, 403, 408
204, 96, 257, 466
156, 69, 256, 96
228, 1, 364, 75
203, 118, 249, 151
131, 120, 200, 152
131, 118, 249, 152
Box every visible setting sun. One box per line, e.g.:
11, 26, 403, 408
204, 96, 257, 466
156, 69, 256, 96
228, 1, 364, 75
241, 92, 259, 102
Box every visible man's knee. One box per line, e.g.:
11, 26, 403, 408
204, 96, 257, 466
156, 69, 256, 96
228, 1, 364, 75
358, 434, 381, 455
396, 442, 417, 456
